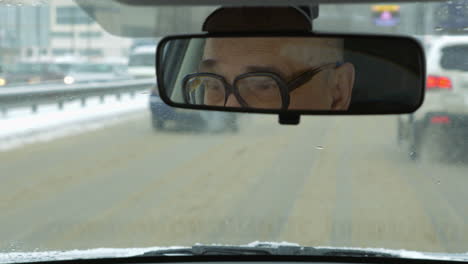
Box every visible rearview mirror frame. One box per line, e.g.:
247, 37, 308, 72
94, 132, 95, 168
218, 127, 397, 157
156, 32, 426, 124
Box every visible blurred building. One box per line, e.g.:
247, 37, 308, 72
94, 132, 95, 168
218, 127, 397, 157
49, 0, 131, 59
0, 0, 131, 63
0, 5, 49, 64
314, 2, 453, 36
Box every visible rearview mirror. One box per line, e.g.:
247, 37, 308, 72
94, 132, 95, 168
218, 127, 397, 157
156, 33, 425, 124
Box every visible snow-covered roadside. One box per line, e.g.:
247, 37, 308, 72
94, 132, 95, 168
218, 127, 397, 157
0, 94, 148, 152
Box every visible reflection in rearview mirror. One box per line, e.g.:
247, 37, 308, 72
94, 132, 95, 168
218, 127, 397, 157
157, 34, 425, 114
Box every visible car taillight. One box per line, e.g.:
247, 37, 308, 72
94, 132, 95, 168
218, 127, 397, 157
430, 115, 451, 124
427, 75, 452, 90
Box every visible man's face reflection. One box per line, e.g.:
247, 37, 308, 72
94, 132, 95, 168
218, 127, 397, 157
190, 37, 355, 110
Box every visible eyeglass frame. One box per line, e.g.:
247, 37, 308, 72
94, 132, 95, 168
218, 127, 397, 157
182, 61, 343, 110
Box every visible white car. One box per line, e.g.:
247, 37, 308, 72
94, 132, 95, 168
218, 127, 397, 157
398, 36, 468, 161
63, 63, 132, 84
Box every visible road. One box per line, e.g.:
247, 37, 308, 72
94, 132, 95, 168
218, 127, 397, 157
0, 112, 467, 254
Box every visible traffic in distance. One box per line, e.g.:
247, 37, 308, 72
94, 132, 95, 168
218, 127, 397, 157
2, 34, 468, 144
0, 47, 154, 87
0, 36, 237, 133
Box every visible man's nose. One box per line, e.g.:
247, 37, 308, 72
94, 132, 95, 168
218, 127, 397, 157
225, 94, 241, 107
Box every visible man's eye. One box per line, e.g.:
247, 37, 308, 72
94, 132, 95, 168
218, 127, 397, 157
257, 83, 275, 90
188, 79, 202, 90
252, 81, 278, 92
205, 82, 222, 91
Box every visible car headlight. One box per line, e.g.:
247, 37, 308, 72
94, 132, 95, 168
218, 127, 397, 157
64, 76, 75, 85
28, 76, 41, 84
0, 78, 6, 86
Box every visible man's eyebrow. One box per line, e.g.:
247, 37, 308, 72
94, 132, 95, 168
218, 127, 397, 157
245, 65, 286, 78
199, 60, 288, 78
199, 59, 217, 71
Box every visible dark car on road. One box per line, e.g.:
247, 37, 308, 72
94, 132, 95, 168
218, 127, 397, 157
0, 62, 65, 86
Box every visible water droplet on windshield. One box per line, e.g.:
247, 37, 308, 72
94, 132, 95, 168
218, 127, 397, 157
315, 146, 324, 150
140, 91, 149, 94
434, 26, 444, 31
436, 180, 441, 185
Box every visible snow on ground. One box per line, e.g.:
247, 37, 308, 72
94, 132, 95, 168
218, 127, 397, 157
0, 93, 149, 152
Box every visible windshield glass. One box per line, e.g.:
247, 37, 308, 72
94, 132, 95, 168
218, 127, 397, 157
1, 0, 468, 261
55, 63, 74, 73
70, 64, 114, 73
441, 45, 468, 71
129, 53, 156, 67
12, 63, 46, 73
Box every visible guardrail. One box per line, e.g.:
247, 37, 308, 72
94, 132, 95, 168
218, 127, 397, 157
0, 78, 156, 116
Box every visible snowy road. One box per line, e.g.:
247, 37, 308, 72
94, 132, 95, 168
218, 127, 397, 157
1, 111, 468, 254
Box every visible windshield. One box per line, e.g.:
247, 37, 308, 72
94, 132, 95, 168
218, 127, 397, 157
55, 63, 78, 73
11, 63, 48, 73
1, 0, 468, 262
69, 64, 115, 73
129, 53, 156, 67
441, 45, 468, 71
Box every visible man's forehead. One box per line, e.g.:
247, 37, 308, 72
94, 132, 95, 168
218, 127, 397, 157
205, 38, 283, 56
205, 37, 328, 51
203, 37, 339, 65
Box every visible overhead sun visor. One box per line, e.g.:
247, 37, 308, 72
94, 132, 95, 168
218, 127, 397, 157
75, 0, 437, 38
74, 0, 322, 38
75, 0, 218, 37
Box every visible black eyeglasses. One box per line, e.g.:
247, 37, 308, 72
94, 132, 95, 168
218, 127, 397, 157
182, 62, 342, 110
